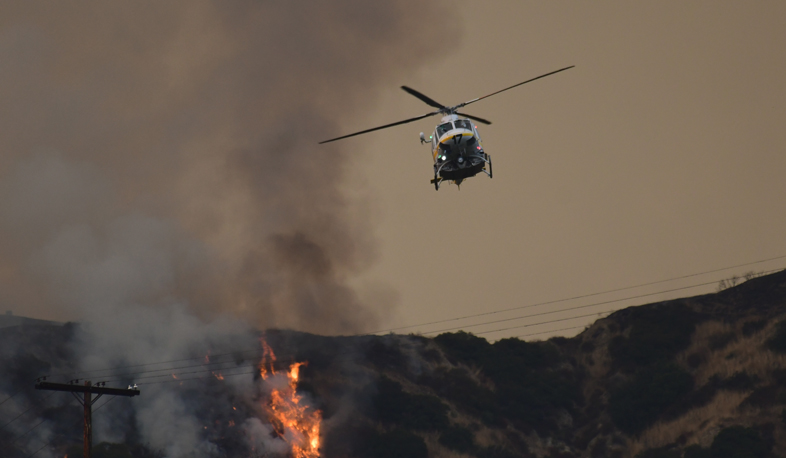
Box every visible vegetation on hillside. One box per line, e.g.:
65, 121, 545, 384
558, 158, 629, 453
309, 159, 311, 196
3, 270, 786, 458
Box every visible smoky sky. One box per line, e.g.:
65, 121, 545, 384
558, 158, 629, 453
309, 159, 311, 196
0, 2, 457, 334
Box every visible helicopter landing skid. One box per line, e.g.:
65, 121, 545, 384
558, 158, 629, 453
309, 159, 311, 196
481, 153, 493, 178
431, 175, 444, 191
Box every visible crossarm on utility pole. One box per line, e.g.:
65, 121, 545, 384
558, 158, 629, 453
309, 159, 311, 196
35, 381, 140, 397
35, 380, 140, 458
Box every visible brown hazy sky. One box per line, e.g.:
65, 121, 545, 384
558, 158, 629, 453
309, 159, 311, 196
1, 3, 785, 340
345, 2, 786, 339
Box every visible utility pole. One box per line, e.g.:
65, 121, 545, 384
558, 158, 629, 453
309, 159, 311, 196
35, 379, 140, 458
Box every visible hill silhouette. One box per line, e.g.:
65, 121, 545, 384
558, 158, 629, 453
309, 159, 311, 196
2, 270, 786, 458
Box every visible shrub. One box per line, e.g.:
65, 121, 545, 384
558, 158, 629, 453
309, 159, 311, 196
742, 385, 780, 408
93, 443, 135, 458
434, 333, 578, 432
765, 321, 786, 353
356, 428, 428, 458
372, 376, 449, 431
609, 305, 702, 370
722, 371, 757, 391
486, 338, 563, 378
476, 445, 519, 458
683, 445, 710, 458
420, 368, 498, 423
496, 370, 581, 431
709, 425, 770, 458
709, 332, 737, 351
438, 425, 475, 453
365, 338, 407, 371
686, 352, 707, 368
434, 331, 490, 366
608, 362, 694, 435
742, 319, 767, 337
635, 446, 680, 458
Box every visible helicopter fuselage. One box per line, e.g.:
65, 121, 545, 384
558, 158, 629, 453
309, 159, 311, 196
428, 114, 491, 189
319, 66, 575, 191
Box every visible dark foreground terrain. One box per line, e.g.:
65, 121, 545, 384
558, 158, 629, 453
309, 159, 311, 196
2, 270, 786, 458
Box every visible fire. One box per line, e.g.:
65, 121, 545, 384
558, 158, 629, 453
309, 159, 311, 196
212, 371, 225, 380
257, 340, 321, 458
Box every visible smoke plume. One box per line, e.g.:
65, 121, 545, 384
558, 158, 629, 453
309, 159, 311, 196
0, 1, 456, 333
0, 3, 459, 457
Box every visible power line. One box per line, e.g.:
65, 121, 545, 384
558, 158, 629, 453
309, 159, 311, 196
0, 393, 55, 432
0, 390, 22, 408
45, 348, 263, 379
368, 255, 786, 334
92, 396, 117, 413
469, 311, 611, 337
10, 419, 46, 446
85, 357, 262, 382
45, 348, 303, 387
139, 368, 262, 387
516, 324, 588, 339
410, 267, 784, 336
25, 434, 66, 458
69, 260, 776, 386
432, 267, 783, 338
20, 393, 113, 458
38, 262, 786, 383
77, 352, 298, 384
103, 363, 261, 383
418, 278, 718, 335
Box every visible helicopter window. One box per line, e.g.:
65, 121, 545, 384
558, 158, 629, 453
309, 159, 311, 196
455, 119, 472, 130
436, 123, 453, 137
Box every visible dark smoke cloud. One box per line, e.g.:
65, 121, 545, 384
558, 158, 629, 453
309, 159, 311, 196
0, 1, 457, 334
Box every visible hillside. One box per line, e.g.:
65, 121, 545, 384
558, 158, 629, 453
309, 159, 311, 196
2, 270, 786, 458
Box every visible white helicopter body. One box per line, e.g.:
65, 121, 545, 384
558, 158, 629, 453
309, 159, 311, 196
320, 66, 574, 191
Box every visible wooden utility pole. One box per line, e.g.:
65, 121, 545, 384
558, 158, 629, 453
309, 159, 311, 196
35, 379, 140, 458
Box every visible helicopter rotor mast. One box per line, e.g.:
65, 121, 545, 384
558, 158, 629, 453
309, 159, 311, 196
318, 65, 575, 144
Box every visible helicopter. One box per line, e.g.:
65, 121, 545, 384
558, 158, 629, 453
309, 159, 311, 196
319, 65, 575, 190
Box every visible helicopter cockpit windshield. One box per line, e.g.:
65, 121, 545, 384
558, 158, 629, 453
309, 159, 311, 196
454, 119, 472, 130
436, 122, 453, 137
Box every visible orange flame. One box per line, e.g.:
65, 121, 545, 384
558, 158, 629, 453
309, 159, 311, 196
212, 371, 225, 381
257, 340, 321, 458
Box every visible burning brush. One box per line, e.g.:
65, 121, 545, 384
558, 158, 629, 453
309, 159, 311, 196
255, 340, 321, 458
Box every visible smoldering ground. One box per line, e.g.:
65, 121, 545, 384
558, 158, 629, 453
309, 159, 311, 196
0, 2, 457, 457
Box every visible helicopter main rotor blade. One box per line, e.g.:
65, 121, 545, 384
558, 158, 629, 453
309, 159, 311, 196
456, 65, 575, 109
401, 86, 446, 109
456, 112, 491, 125
318, 110, 441, 144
